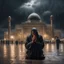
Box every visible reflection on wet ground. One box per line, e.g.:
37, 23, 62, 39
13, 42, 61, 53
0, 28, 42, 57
0, 43, 64, 64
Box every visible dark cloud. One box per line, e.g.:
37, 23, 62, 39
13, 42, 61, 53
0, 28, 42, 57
0, 0, 64, 30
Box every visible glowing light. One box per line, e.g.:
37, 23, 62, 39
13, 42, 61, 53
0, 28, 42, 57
22, 44, 25, 53
18, 45, 22, 60
20, 0, 36, 9
10, 35, 14, 40
51, 38, 55, 43
51, 44, 55, 52
46, 44, 49, 52
18, 44, 26, 60
25, 0, 35, 7
4, 38, 6, 40
51, 38, 55, 41
43, 34, 47, 38
3, 45, 7, 58
10, 44, 15, 60
20, 0, 40, 9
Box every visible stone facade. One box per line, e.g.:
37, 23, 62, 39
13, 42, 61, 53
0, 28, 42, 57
4, 13, 61, 41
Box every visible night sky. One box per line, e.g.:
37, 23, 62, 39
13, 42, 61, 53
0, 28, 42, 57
0, 0, 64, 39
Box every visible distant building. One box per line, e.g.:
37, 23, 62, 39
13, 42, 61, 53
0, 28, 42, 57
4, 13, 62, 41
54, 29, 62, 38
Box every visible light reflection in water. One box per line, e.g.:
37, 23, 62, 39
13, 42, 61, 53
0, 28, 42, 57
10, 44, 15, 60
60, 44, 63, 52
45, 44, 55, 52
51, 44, 55, 52
18, 44, 26, 60
22, 44, 25, 53
18, 45, 22, 60
3, 44, 7, 58
46, 44, 49, 52
2, 43, 64, 62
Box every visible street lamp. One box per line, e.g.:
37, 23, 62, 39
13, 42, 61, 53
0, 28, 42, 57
10, 35, 14, 40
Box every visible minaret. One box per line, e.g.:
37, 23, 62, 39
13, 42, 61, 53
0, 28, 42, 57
50, 15, 54, 38
8, 16, 11, 40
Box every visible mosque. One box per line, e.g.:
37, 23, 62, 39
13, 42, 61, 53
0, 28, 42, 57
4, 13, 62, 41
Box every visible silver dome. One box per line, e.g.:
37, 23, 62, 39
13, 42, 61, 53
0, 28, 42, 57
28, 13, 41, 20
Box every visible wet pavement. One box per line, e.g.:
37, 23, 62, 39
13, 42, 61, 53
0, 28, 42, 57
0, 43, 64, 64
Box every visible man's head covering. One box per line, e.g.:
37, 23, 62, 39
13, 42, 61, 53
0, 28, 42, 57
31, 27, 37, 31
31, 27, 38, 36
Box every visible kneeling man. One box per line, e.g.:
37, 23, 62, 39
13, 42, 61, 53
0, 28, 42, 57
25, 28, 45, 60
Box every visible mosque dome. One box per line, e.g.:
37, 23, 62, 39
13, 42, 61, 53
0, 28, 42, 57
28, 13, 41, 21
